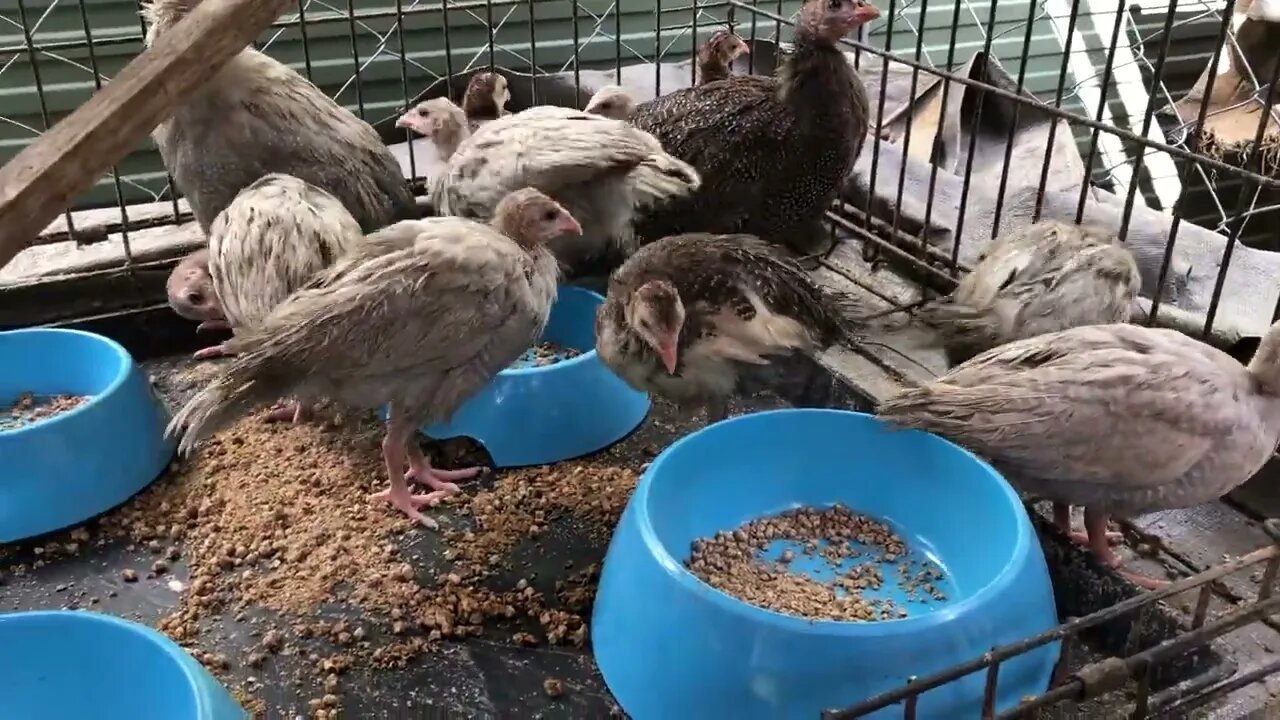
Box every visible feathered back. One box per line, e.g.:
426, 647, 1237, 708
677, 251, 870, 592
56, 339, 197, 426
144, 0, 416, 233
919, 221, 1141, 365
429, 105, 699, 272
207, 174, 363, 329
167, 217, 560, 454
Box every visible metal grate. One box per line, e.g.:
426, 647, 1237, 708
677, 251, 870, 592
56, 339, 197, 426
0, 1, 1279, 711
824, 520, 1280, 718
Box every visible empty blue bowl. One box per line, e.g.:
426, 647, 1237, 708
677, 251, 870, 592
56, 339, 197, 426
0, 611, 246, 720
420, 285, 649, 467
0, 328, 174, 542
592, 409, 1058, 719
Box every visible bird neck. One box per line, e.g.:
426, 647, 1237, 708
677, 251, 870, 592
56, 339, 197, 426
776, 35, 859, 114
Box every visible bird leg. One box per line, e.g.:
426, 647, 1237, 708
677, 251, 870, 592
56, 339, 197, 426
369, 419, 446, 529
1053, 502, 1123, 546
263, 400, 312, 424
405, 440, 485, 496
1084, 507, 1168, 590
192, 343, 234, 361
704, 398, 730, 425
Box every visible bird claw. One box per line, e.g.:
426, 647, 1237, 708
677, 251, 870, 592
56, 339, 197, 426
263, 402, 310, 425
406, 464, 486, 496
370, 488, 441, 529
192, 344, 229, 361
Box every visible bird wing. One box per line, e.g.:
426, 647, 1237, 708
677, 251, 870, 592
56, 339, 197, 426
436, 110, 657, 217
227, 220, 545, 404
879, 324, 1251, 490
630, 78, 792, 233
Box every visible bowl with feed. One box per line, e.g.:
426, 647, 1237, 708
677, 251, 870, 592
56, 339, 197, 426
418, 284, 650, 467
0, 328, 174, 543
0, 610, 246, 720
592, 408, 1059, 719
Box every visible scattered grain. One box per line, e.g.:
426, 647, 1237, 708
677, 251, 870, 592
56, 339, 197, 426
0, 393, 88, 430
543, 678, 564, 698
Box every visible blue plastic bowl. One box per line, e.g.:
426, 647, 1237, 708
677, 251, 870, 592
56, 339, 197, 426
0, 328, 174, 542
592, 409, 1058, 719
420, 285, 650, 467
0, 611, 246, 720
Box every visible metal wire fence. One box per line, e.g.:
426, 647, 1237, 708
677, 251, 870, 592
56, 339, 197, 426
0, 0, 1278, 334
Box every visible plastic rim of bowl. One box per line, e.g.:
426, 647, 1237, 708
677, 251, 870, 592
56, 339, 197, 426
634, 408, 1035, 635
0, 328, 131, 436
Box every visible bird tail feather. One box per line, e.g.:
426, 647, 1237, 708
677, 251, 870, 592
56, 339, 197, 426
630, 154, 701, 210
164, 355, 290, 456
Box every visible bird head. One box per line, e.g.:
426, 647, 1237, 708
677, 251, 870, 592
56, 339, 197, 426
799, 0, 880, 43
627, 280, 685, 375
396, 97, 470, 158
584, 85, 637, 120
699, 30, 750, 69
493, 188, 583, 249
166, 248, 224, 323
462, 71, 510, 121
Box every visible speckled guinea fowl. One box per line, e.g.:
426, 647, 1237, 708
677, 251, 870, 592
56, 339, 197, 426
915, 221, 1141, 366
397, 72, 510, 137
877, 320, 1280, 589
595, 233, 865, 421
167, 188, 576, 529
143, 0, 415, 235
628, 0, 878, 256
184, 174, 364, 361
428, 103, 700, 276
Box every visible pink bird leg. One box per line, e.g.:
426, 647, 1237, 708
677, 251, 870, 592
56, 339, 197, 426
1053, 502, 1122, 546
405, 440, 485, 495
370, 419, 449, 528
192, 343, 233, 361
1081, 506, 1168, 590
263, 401, 311, 424
196, 319, 231, 333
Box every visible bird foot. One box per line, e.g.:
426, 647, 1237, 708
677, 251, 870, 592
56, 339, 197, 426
196, 319, 230, 333
1067, 529, 1124, 547
1092, 543, 1170, 590
406, 464, 486, 496
370, 486, 446, 529
263, 402, 311, 425
192, 344, 231, 361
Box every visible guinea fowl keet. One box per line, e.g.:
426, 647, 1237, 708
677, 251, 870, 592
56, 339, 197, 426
167, 248, 226, 333
877, 320, 1280, 589
583, 85, 638, 121
694, 30, 750, 85
628, 0, 878, 256
595, 233, 865, 421
914, 221, 1141, 366
397, 72, 511, 137
428, 102, 701, 277
143, 0, 415, 235
167, 188, 575, 528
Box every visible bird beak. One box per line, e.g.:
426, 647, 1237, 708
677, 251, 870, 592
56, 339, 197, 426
558, 215, 583, 237
657, 338, 679, 375
853, 3, 881, 22
395, 112, 417, 131
735, 40, 751, 57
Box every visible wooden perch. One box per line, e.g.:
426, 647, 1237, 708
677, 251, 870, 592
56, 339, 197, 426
0, 0, 294, 272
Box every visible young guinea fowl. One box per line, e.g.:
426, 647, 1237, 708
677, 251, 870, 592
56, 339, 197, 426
166, 188, 578, 528
694, 29, 751, 85
595, 233, 864, 422
189, 174, 363, 368
428, 103, 701, 277
583, 85, 638, 121
167, 248, 227, 333
877, 320, 1280, 589
913, 221, 1141, 366
628, 0, 879, 256
143, 0, 415, 235
396, 72, 511, 137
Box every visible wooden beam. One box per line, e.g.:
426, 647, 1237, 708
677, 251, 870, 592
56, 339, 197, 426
0, 0, 294, 271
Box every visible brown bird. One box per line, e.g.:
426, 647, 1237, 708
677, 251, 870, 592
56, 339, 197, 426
695, 30, 750, 85
877, 320, 1280, 589
628, 0, 879, 256
595, 233, 864, 422
914, 221, 1141, 366
166, 188, 578, 528
429, 104, 700, 276
143, 0, 415, 235
397, 72, 511, 137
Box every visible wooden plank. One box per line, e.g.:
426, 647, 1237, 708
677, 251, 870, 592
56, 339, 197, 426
36, 198, 193, 247
0, 0, 295, 272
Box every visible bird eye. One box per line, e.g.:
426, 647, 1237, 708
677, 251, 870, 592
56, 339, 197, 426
185, 290, 204, 305
543, 209, 558, 222
418, 108, 429, 116
827, 0, 842, 7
